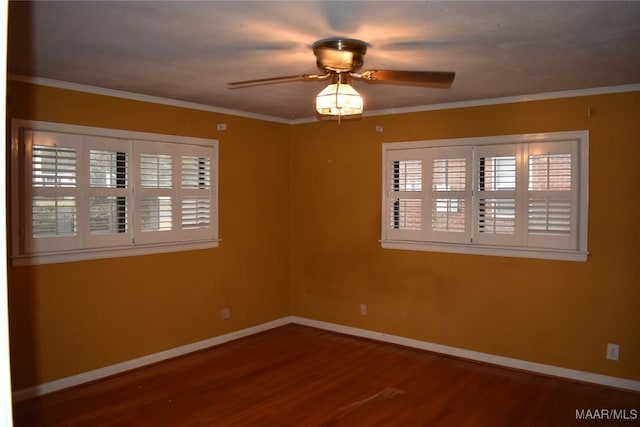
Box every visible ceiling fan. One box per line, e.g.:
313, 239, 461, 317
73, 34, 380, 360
228, 38, 455, 118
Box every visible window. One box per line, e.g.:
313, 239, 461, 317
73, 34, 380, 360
381, 131, 589, 261
10, 120, 219, 265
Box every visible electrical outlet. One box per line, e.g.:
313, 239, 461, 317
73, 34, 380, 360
220, 308, 231, 320
360, 304, 367, 316
606, 343, 619, 361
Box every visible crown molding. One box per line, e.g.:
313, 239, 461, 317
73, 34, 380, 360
9, 75, 639, 126
291, 83, 640, 124
364, 83, 640, 118
7, 74, 292, 125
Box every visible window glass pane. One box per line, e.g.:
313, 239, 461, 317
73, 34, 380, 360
140, 154, 172, 188
140, 196, 172, 231
479, 156, 515, 191
392, 160, 422, 192
182, 156, 211, 189
431, 199, 465, 232
181, 197, 211, 229
478, 198, 516, 234
529, 153, 571, 191
90, 150, 127, 188
32, 145, 77, 188
432, 158, 465, 191
90, 196, 128, 234
32, 196, 76, 237
528, 199, 571, 234
390, 198, 421, 230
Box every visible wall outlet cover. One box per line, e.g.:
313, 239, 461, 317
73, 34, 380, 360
606, 343, 620, 361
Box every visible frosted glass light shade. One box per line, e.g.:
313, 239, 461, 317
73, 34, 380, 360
316, 81, 363, 116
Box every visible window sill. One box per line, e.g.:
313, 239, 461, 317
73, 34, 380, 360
11, 239, 221, 267
380, 240, 588, 262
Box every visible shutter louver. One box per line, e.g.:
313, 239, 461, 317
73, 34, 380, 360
393, 160, 422, 192
390, 198, 421, 230
477, 154, 516, 236
139, 152, 173, 234
32, 145, 77, 188
89, 149, 128, 235
181, 198, 211, 229
479, 155, 516, 191
181, 154, 212, 231
529, 153, 571, 191
389, 159, 423, 231
478, 198, 516, 234
528, 152, 572, 236
431, 158, 467, 234
140, 154, 172, 188
181, 156, 211, 189
432, 159, 466, 192
140, 196, 173, 231
528, 199, 571, 234
90, 150, 128, 188
431, 198, 466, 232
32, 196, 76, 237
89, 197, 128, 234
30, 142, 79, 241
475, 152, 517, 243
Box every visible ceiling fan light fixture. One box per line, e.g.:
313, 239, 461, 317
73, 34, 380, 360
315, 74, 363, 116
229, 37, 455, 119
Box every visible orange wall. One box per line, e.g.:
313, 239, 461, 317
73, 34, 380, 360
7, 81, 292, 389
290, 91, 640, 382
7, 81, 640, 390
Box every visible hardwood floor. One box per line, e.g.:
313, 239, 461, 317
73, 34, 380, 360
13, 324, 640, 426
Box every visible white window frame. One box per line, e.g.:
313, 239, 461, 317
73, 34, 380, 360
381, 131, 589, 262
10, 119, 219, 266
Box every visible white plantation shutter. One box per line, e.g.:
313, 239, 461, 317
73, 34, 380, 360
425, 147, 472, 243
381, 131, 588, 261
85, 136, 132, 248
385, 149, 424, 240
474, 144, 519, 246
12, 119, 219, 265
25, 130, 82, 253
179, 144, 216, 240
134, 141, 177, 244
525, 141, 577, 249
134, 141, 217, 244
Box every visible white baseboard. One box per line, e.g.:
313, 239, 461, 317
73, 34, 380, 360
12, 316, 292, 403
13, 315, 640, 402
291, 316, 640, 392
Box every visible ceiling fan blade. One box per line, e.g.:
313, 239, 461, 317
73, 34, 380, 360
356, 70, 455, 88
228, 73, 329, 89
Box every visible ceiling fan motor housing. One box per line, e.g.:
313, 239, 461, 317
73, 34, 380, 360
229, 37, 454, 92
312, 38, 368, 73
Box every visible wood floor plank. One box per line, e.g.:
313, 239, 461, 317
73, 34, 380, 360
13, 325, 640, 426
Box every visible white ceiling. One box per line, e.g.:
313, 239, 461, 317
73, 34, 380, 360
8, 1, 640, 121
